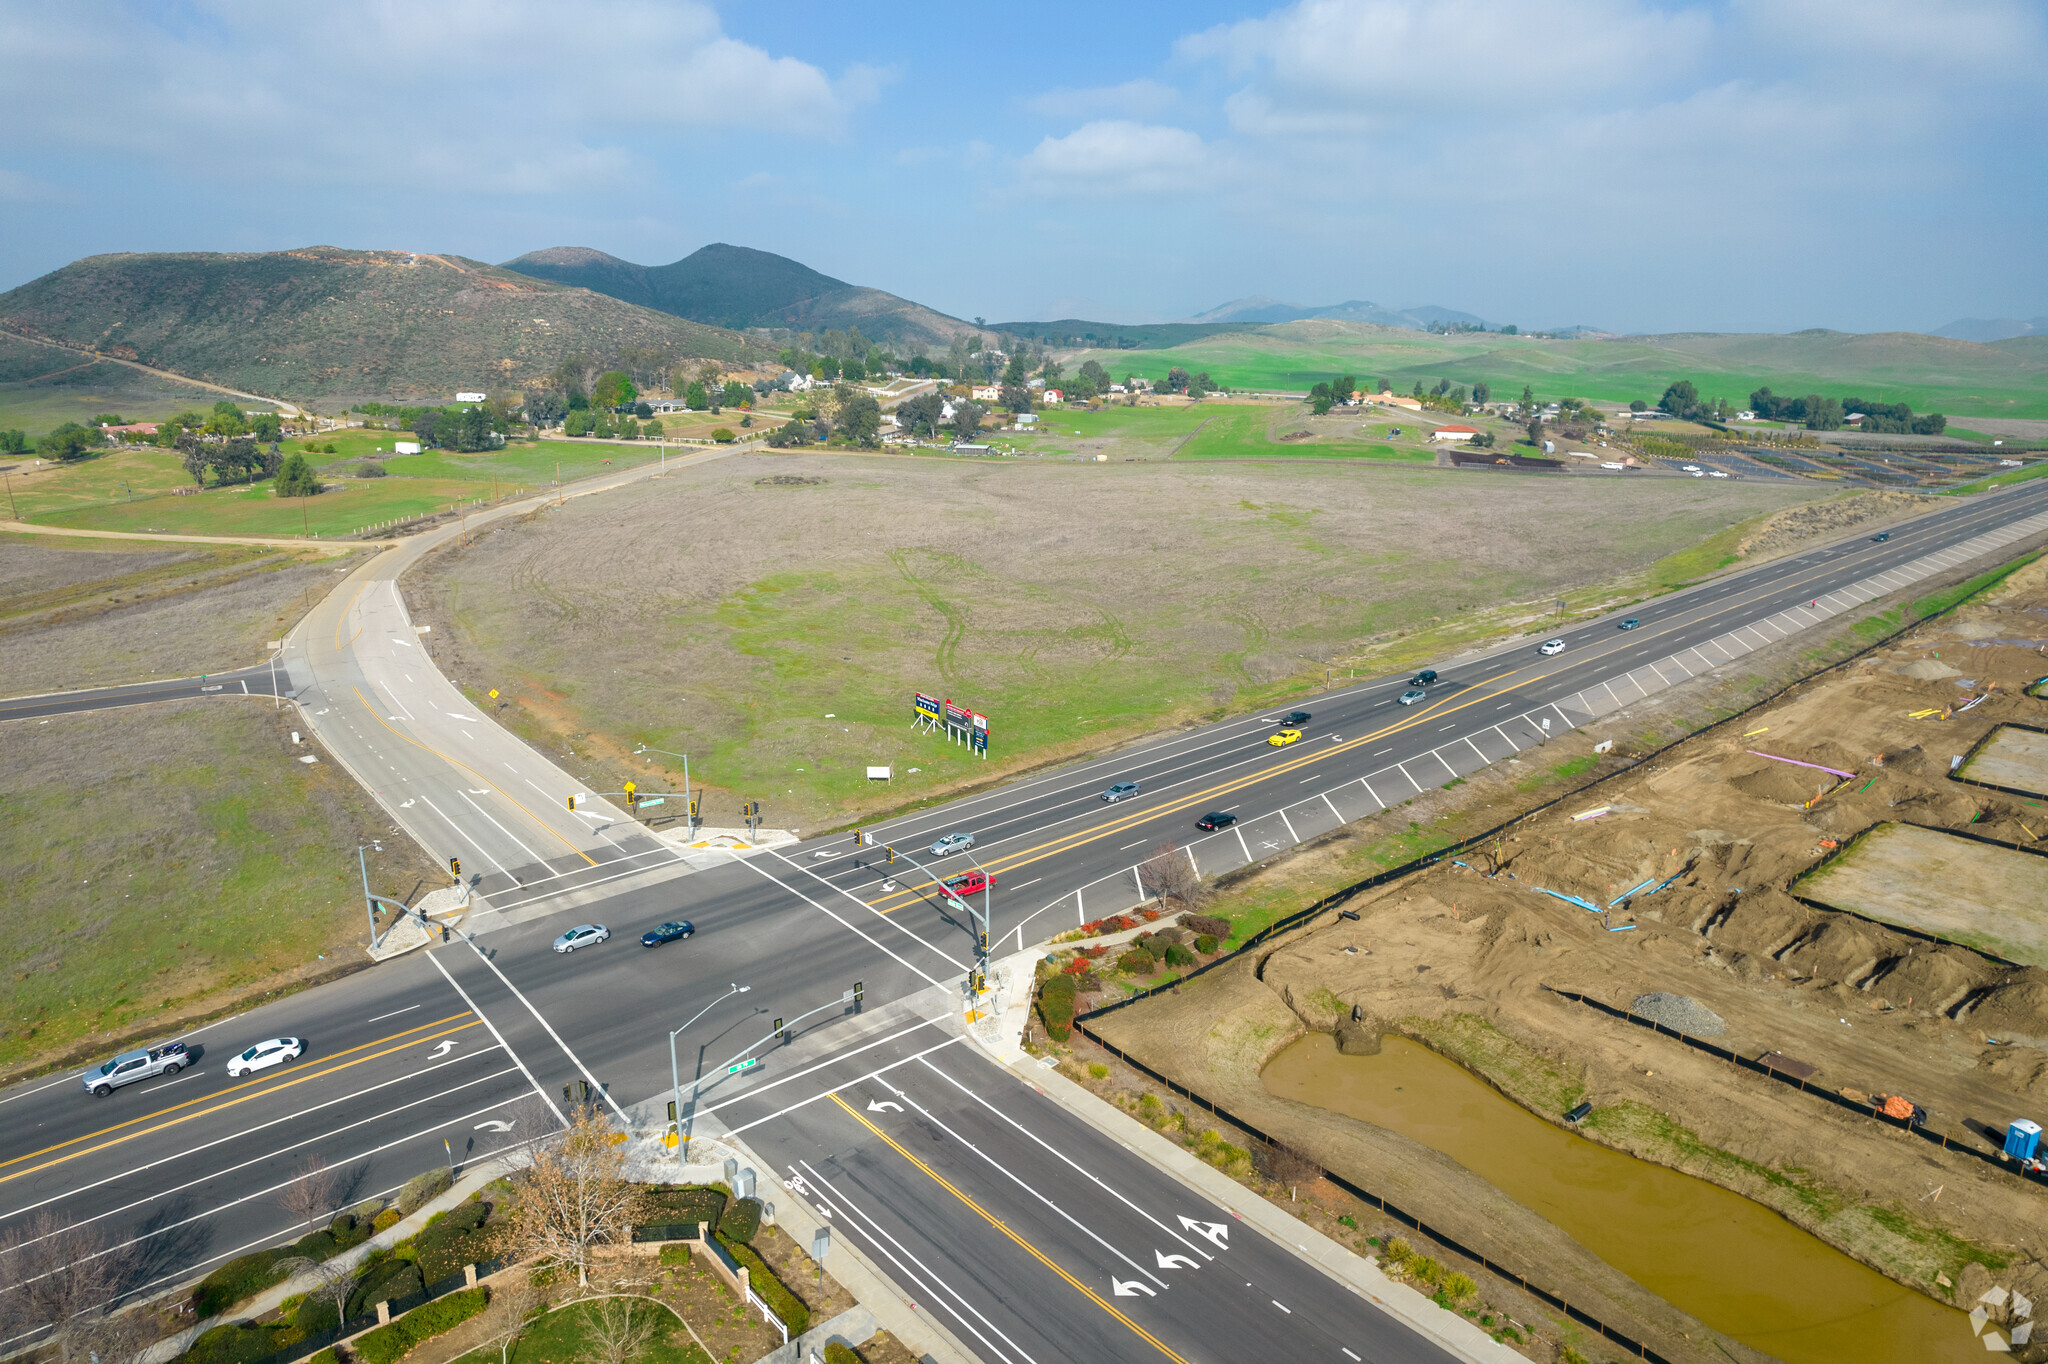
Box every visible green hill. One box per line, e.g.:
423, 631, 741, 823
1069, 320, 2048, 418
0, 247, 757, 406
502, 243, 972, 347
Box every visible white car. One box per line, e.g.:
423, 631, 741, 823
1708, 470, 1729, 478
552, 924, 610, 953
1599, 461, 1626, 470
929, 831, 975, 857
1539, 638, 1566, 656
1680, 464, 1701, 472
228, 1037, 303, 1078
1398, 689, 1428, 706
1689, 470, 1704, 477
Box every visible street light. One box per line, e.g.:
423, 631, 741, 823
669, 984, 749, 1160
358, 842, 415, 950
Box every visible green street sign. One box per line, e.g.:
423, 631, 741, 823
726, 1058, 758, 1075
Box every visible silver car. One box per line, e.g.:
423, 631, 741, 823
929, 832, 975, 857
1102, 782, 1140, 803
553, 924, 610, 953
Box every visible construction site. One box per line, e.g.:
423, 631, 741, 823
1072, 551, 2048, 1364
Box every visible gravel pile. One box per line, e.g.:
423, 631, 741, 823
1629, 992, 1726, 1037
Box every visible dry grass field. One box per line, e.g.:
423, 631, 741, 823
409, 450, 1823, 828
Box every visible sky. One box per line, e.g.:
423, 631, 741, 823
2, 0, 2044, 335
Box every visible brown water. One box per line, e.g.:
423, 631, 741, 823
1263, 1033, 1979, 1364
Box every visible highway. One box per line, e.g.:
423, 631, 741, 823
3, 462, 2046, 1363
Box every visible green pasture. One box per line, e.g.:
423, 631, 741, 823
1013, 401, 1436, 463
1071, 326, 2048, 420
1943, 461, 2048, 496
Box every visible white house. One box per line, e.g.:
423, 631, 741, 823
1736, 410, 1757, 421
1042, 389, 1063, 404
1016, 413, 1038, 426
1430, 425, 1481, 442
971, 385, 999, 402
455, 391, 487, 404
1108, 384, 1127, 394
1027, 377, 1045, 389
395, 441, 423, 455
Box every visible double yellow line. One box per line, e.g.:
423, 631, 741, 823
0, 1013, 480, 1186
831, 1094, 1193, 1364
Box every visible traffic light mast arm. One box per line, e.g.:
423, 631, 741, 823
672, 988, 858, 1102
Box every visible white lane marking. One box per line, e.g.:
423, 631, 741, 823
918, 1054, 1212, 1261
366, 1005, 421, 1024
720, 1035, 966, 1135
428, 952, 566, 1126
798, 1160, 1037, 1364
1119, 839, 1147, 850
410, 790, 519, 885
753, 847, 966, 980
1276, 808, 1301, 844
704, 1018, 949, 1118
1359, 778, 1384, 808
1395, 762, 1422, 794
1490, 724, 1519, 752
456, 788, 549, 869
1464, 736, 1488, 765
452, 936, 627, 1121
1271, 1300, 1291, 1313
1321, 793, 1343, 822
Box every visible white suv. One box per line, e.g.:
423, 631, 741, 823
1539, 638, 1566, 656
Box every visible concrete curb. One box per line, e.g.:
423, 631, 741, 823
1005, 1057, 1523, 1364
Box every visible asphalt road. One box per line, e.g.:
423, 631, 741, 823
4, 466, 2047, 1362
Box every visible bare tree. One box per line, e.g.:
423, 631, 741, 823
275, 1153, 335, 1234
582, 1296, 657, 1364
475, 1269, 542, 1364
1256, 1140, 1322, 1202
274, 1254, 355, 1332
509, 1109, 642, 1286
0, 1212, 147, 1364
1139, 843, 1206, 911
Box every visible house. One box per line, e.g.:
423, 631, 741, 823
455, 391, 487, 404
1041, 389, 1063, 404
1366, 390, 1424, 411
1430, 425, 1481, 442
1735, 410, 1757, 421
100, 422, 160, 437
1015, 413, 1038, 426
395, 441, 423, 455
1027, 378, 1045, 389
1845, 413, 1866, 426
1108, 384, 1126, 394
971, 385, 999, 402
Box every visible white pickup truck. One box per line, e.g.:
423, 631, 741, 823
82, 1041, 191, 1096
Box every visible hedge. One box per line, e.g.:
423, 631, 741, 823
347, 1257, 423, 1319
660, 1243, 693, 1266
647, 1184, 727, 1229
288, 1212, 372, 1265
350, 1286, 488, 1364
1037, 974, 1078, 1041
1164, 944, 1196, 967
414, 1198, 493, 1281
190, 1252, 289, 1317
718, 1195, 762, 1244
720, 1237, 810, 1335
823, 1345, 864, 1364
1184, 914, 1230, 940
396, 1166, 452, 1217
183, 1322, 298, 1364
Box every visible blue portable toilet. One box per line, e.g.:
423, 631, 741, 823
2006, 1119, 2041, 1160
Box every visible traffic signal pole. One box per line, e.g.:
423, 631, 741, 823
872, 834, 994, 1009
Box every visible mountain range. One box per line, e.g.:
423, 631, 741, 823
1932, 316, 2048, 344
500, 244, 971, 347
1179, 295, 1489, 330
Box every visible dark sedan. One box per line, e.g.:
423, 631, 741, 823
640, 920, 696, 947
1196, 811, 1238, 830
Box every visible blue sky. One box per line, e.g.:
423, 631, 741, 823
2, 0, 2043, 335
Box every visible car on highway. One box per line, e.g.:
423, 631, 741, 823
1600, 461, 1627, 470
1268, 728, 1303, 747
82, 1041, 190, 1096
1410, 669, 1438, 687
553, 924, 610, 953
1398, 689, 1428, 705
930, 831, 975, 857
1709, 470, 1729, 478
1618, 618, 1641, 630
1281, 711, 1312, 725
1681, 464, 1701, 472
1539, 638, 1566, 656
1101, 781, 1140, 803
640, 920, 695, 948
942, 870, 995, 899
227, 1037, 303, 1079
1195, 811, 1238, 830
1870, 531, 1891, 542
1688, 470, 1704, 477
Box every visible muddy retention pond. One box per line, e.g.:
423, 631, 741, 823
1264, 1033, 1978, 1364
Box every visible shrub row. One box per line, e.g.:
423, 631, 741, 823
347, 1256, 423, 1319
414, 1197, 493, 1282
1183, 914, 1230, 940
1037, 974, 1078, 1041
350, 1286, 488, 1364
719, 1195, 763, 1243
396, 1166, 452, 1217
719, 1236, 811, 1336
188, 1207, 367, 1318
183, 1322, 299, 1364
647, 1184, 728, 1229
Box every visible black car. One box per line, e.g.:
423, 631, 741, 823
1196, 811, 1238, 831
1871, 531, 1891, 542
1618, 618, 1640, 630
1282, 711, 1312, 725
1410, 669, 1438, 687
640, 920, 696, 947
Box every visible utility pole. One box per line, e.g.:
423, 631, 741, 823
667, 984, 749, 1160
4, 473, 15, 520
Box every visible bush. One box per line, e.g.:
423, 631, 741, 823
1037, 974, 1078, 1041
347, 1258, 424, 1319
308, 1351, 340, 1364
823, 1344, 864, 1364
184, 1323, 297, 1364
1442, 1272, 1477, 1305
356, 460, 386, 477
351, 1287, 488, 1364
1194, 934, 1218, 954
711, 427, 736, 442
396, 1166, 452, 1217
718, 1195, 762, 1243
1184, 914, 1230, 940
413, 1198, 492, 1282
659, 1242, 693, 1266
1382, 1237, 1411, 1265
647, 1185, 727, 1230
295, 1290, 342, 1335
1115, 948, 1154, 975
721, 1238, 811, 1335
371, 1208, 402, 1233
190, 1251, 288, 1317
1164, 944, 1196, 968
1136, 932, 1166, 959
288, 1212, 371, 1264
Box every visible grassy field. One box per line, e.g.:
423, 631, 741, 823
0, 700, 443, 1074
0, 334, 271, 437
1942, 461, 2048, 496
14, 436, 680, 537
1004, 400, 1440, 463
1070, 322, 2048, 420
409, 450, 1823, 832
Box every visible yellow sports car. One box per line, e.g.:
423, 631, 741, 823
1268, 728, 1303, 746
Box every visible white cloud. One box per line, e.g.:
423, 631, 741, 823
1019, 121, 1208, 194
1026, 79, 1179, 121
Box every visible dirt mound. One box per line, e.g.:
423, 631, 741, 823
1867, 947, 1988, 1009
1893, 659, 1963, 680
1736, 490, 1933, 561
1779, 917, 1893, 984
1729, 761, 1834, 805
1965, 975, 2048, 1040
1630, 992, 1726, 1035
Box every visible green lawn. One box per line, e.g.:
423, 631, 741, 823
451, 1298, 709, 1364
1942, 461, 2048, 496
1013, 401, 1436, 463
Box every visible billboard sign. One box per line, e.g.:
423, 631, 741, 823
970, 711, 989, 755
943, 699, 972, 734
914, 692, 941, 726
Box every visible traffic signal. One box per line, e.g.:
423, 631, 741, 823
885, 845, 895, 864
449, 855, 461, 877
667, 1099, 678, 1123
689, 797, 700, 819
567, 794, 578, 811
773, 1016, 785, 1036
977, 929, 990, 954
969, 970, 986, 995
853, 980, 864, 1006
623, 780, 638, 806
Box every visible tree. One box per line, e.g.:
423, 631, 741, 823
276, 1153, 334, 1233
722, 381, 750, 408
1472, 381, 1490, 405
1657, 380, 1701, 419
684, 380, 708, 409
1802, 394, 1843, 430
1629, 399, 1647, 413
592, 371, 637, 410
1519, 384, 1535, 414
1526, 417, 1544, 447
1139, 843, 1205, 910
898, 392, 946, 439
582, 1296, 658, 1364
998, 382, 1033, 413
0, 1212, 146, 1364
948, 401, 986, 440
564, 409, 594, 437
37, 423, 98, 461
841, 354, 866, 383
1166, 366, 1191, 394
838, 393, 883, 446
455, 405, 492, 452
277, 452, 321, 497
1002, 352, 1031, 386
475, 1270, 540, 1364
412, 410, 443, 446
632, 401, 653, 419
275, 1253, 355, 1335
510, 1109, 642, 1286
249, 412, 283, 443
0, 429, 26, 454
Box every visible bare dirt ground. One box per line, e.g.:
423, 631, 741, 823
405, 450, 1820, 831
1797, 822, 2048, 966
0, 532, 364, 694
1962, 723, 2048, 795
1733, 489, 1935, 558
1088, 550, 2048, 1361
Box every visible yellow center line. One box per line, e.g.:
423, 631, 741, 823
829, 1093, 1192, 1364
1, 1019, 484, 1187
350, 686, 598, 865
867, 532, 1974, 909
